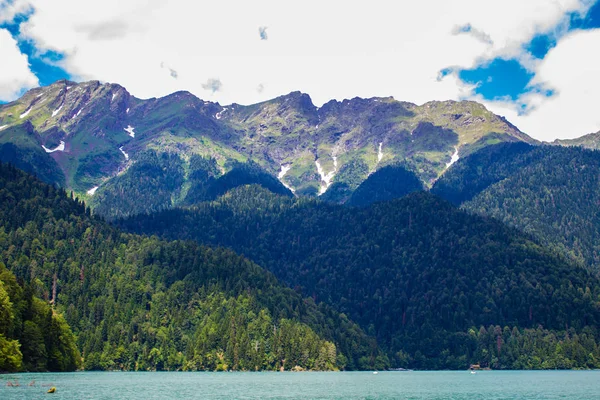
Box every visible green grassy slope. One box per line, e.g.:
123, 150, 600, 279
0, 80, 535, 213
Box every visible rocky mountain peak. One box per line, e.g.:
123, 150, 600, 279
0, 79, 538, 197
271, 91, 317, 115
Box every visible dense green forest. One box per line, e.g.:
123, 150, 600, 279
0, 262, 79, 372
0, 122, 66, 187
5, 140, 600, 371
346, 164, 424, 207
319, 158, 371, 204
120, 185, 600, 369
0, 163, 383, 372
90, 152, 292, 220
184, 159, 293, 206
431, 142, 536, 206
465, 325, 600, 370
90, 151, 186, 220
433, 144, 600, 269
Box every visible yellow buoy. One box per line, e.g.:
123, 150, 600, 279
47, 387, 56, 393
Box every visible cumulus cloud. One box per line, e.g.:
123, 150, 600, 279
258, 26, 268, 40
201, 78, 222, 93
0, 28, 38, 101
483, 29, 600, 140
1, 0, 597, 139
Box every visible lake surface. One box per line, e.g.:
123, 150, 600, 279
1, 371, 599, 399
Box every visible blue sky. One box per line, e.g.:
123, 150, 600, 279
460, 1, 600, 105
0, 12, 70, 88
1, 0, 600, 140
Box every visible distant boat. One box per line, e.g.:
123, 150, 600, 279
373, 371, 378, 374
470, 370, 476, 374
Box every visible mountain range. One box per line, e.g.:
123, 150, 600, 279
553, 130, 600, 150
2, 80, 600, 372
0, 79, 534, 215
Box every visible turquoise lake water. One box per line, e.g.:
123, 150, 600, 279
1, 371, 599, 399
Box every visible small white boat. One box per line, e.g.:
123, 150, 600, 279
470, 370, 476, 374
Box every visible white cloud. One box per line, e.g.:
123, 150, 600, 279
0, 28, 38, 101
2, 0, 598, 139
0, 0, 32, 23
483, 29, 600, 140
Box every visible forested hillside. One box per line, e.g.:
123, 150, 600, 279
90, 152, 293, 220
0, 263, 79, 372
0, 163, 383, 371
4, 120, 600, 370
121, 185, 600, 369
345, 165, 423, 207
433, 144, 600, 269
90, 151, 186, 220
0, 123, 65, 187
431, 142, 536, 205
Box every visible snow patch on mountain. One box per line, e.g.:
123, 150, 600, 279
378, 143, 384, 162
124, 125, 135, 138
278, 164, 291, 179
215, 108, 227, 120
315, 161, 326, 194
52, 104, 63, 117
119, 146, 129, 160
0, 125, 8, 131
42, 141, 65, 153
278, 164, 295, 193
20, 108, 32, 119
87, 186, 99, 196
445, 147, 459, 169
316, 156, 337, 195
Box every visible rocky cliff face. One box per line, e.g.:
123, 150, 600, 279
0, 79, 535, 202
